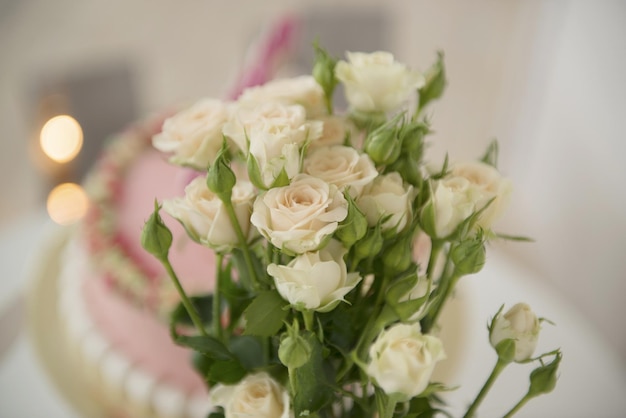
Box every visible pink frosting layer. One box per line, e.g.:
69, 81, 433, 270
83, 271, 207, 394
116, 148, 214, 296
84, 147, 216, 395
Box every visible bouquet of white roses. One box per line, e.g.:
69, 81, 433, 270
142, 45, 561, 418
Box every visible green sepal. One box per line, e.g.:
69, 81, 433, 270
247, 152, 268, 190
312, 42, 338, 114
374, 386, 404, 418
207, 141, 236, 202
386, 273, 431, 322
269, 166, 291, 189
418, 51, 447, 111
480, 139, 499, 168
335, 192, 368, 248
495, 338, 516, 364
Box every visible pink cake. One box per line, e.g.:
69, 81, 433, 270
55, 17, 301, 418
57, 115, 217, 418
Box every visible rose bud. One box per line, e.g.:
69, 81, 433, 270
489, 303, 541, 362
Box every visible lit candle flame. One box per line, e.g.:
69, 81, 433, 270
40, 115, 83, 163
46, 183, 89, 225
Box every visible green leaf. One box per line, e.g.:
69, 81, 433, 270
243, 291, 289, 337
293, 331, 333, 416
171, 334, 234, 361
217, 261, 253, 330
208, 360, 247, 384
208, 409, 225, 418
191, 351, 213, 379
170, 294, 214, 328
229, 335, 265, 370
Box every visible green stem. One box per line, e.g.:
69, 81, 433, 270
502, 394, 533, 418
426, 240, 443, 280
302, 310, 315, 332
463, 359, 508, 418
223, 200, 260, 290
422, 272, 460, 333
212, 253, 223, 340
162, 259, 208, 337
288, 366, 297, 397
325, 95, 333, 116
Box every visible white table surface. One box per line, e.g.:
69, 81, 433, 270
0, 211, 625, 418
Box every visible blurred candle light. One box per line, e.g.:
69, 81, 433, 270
40, 115, 83, 163
46, 183, 89, 225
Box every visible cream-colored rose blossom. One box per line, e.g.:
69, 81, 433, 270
490, 303, 541, 362
238, 75, 327, 118
335, 51, 425, 113
303, 145, 378, 198
450, 161, 512, 230
251, 174, 348, 254
210, 372, 291, 418
367, 323, 446, 399
268, 240, 361, 312
152, 99, 232, 169
308, 115, 350, 149
357, 172, 413, 232
162, 176, 255, 251
223, 101, 323, 186
425, 177, 477, 239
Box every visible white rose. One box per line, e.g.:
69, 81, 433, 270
268, 240, 361, 312
223, 102, 323, 186
238, 75, 326, 118
210, 372, 291, 418
450, 161, 512, 230
422, 177, 476, 239
303, 145, 378, 198
152, 99, 232, 169
490, 303, 541, 362
335, 51, 425, 113
366, 323, 445, 399
357, 172, 413, 232
163, 176, 255, 251
250, 174, 348, 254
308, 115, 351, 149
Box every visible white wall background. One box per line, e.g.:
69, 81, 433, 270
0, 0, 624, 363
